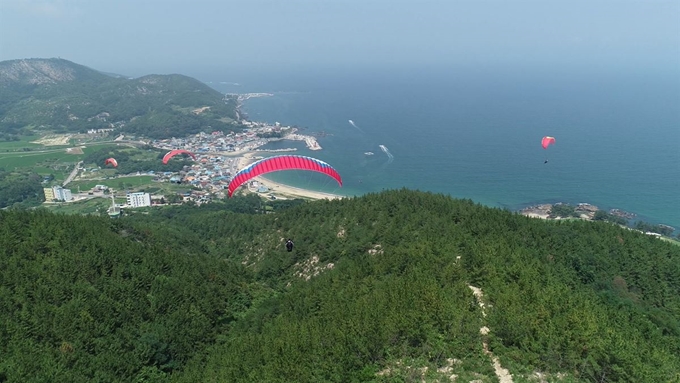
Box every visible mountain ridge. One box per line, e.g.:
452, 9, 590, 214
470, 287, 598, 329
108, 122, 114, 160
0, 58, 106, 85
0, 58, 241, 139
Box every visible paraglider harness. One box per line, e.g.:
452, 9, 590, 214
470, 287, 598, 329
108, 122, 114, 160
285, 239, 294, 252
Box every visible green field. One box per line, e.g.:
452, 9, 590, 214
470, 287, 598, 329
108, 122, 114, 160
68, 175, 156, 192
0, 151, 81, 184
1, 144, 114, 162
0, 150, 79, 169
137, 181, 191, 195
42, 196, 126, 216
0, 135, 44, 151
0, 143, 123, 181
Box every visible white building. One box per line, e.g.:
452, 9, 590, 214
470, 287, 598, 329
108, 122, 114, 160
49, 186, 73, 201
126, 192, 151, 208
59, 188, 72, 201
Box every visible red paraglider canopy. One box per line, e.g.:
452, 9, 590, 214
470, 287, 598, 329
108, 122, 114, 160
104, 158, 118, 167
541, 136, 556, 149
227, 155, 342, 197
162, 149, 197, 164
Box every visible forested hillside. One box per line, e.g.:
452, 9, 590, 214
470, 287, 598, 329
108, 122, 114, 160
1, 190, 679, 382
0, 58, 241, 139
0, 170, 44, 208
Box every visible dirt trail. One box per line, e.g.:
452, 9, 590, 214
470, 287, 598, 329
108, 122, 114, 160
468, 285, 514, 383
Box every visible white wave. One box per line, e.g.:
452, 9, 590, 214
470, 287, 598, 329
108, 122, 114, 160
379, 144, 394, 164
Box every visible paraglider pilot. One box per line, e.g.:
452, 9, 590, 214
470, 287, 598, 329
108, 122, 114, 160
286, 239, 294, 252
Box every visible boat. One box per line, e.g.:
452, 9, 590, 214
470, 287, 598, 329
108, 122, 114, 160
364, 151, 374, 156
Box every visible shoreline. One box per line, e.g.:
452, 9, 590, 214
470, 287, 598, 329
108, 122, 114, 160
232, 153, 678, 236
253, 175, 345, 200
230, 98, 676, 232
224, 93, 331, 200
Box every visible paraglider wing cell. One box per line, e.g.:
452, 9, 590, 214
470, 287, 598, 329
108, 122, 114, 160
227, 155, 343, 197
104, 158, 118, 167
541, 136, 556, 150
162, 149, 197, 164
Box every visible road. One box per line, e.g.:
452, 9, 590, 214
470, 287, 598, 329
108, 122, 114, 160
63, 161, 83, 186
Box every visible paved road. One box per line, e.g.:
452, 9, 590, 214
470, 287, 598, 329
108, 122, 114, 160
62, 161, 83, 187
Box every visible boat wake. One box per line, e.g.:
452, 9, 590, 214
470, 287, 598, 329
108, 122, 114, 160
379, 145, 394, 164
348, 119, 365, 133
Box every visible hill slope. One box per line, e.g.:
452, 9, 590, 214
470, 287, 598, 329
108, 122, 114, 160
1, 190, 679, 382
0, 58, 241, 139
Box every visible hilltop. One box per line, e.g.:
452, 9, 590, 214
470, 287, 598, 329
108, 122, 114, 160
1, 190, 679, 382
0, 58, 242, 140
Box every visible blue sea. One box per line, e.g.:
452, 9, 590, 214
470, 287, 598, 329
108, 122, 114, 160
202, 68, 680, 230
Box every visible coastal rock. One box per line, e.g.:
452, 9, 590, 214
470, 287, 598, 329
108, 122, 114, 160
610, 209, 636, 219
575, 203, 599, 219
575, 203, 598, 213
520, 204, 552, 218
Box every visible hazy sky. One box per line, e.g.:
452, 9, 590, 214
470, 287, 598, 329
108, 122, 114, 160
1, 0, 678, 77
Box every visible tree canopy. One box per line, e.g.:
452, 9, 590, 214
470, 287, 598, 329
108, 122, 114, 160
1, 190, 679, 382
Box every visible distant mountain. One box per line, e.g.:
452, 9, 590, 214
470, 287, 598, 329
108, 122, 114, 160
0, 58, 242, 140
0, 58, 108, 86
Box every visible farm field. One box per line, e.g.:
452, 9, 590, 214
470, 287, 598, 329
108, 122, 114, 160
0, 142, 125, 183
0, 135, 45, 151
68, 175, 156, 192
43, 197, 127, 215
0, 150, 80, 169
3, 134, 172, 180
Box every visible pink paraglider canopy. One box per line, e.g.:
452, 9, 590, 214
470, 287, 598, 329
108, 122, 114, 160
162, 149, 197, 164
227, 155, 342, 197
104, 158, 118, 167
541, 136, 556, 150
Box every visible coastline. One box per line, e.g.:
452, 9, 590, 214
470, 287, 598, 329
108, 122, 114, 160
224, 86, 679, 233
254, 176, 345, 200
231, 153, 675, 236
230, 95, 676, 233
222, 93, 335, 200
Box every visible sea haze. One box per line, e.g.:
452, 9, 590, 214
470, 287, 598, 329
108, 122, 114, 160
204, 68, 680, 229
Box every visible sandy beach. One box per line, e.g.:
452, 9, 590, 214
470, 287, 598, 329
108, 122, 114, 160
233, 154, 345, 200
253, 176, 344, 200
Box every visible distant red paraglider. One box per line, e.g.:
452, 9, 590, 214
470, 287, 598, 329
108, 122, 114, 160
541, 136, 555, 163
162, 149, 196, 164
541, 136, 556, 150
104, 158, 118, 167
227, 155, 342, 197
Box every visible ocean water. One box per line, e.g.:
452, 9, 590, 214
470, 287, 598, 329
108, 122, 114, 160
203, 69, 680, 229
